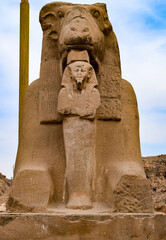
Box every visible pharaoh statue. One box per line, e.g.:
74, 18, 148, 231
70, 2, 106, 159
8, 2, 153, 212
58, 51, 100, 209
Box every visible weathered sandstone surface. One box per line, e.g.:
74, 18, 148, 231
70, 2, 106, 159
0, 155, 165, 239
0, 174, 11, 212
0, 212, 165, 240
142, 155, 166, 213
0, 155, 165, 212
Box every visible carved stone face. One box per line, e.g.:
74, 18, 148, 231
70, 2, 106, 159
69, 61, 92, 90
39, 3, 113, 62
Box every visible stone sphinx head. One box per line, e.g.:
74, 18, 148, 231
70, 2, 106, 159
39, 2, 113, 64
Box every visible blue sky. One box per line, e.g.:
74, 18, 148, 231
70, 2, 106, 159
0, 0, 166, 178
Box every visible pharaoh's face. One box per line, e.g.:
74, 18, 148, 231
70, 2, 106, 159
70, 61, 91, 90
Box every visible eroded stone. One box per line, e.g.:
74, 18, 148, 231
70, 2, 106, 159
0, 213, 166, 240
8, 2, 153, 213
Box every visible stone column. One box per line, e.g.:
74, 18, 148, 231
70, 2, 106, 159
19, 0, 29, 139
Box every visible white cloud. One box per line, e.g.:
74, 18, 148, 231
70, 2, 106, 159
111, 0, 166, 156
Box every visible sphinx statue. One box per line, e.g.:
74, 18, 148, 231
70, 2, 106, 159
8, 2, 153, 212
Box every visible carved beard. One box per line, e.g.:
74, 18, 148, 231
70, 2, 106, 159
76, 81, 82, 91
75, 79, 85, 91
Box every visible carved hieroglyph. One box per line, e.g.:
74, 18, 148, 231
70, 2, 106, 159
8, 2, 153, 213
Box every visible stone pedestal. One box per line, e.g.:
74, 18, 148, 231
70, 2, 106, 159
0, 212, 165, 240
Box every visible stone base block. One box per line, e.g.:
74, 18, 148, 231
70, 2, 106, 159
8, 170, 52, 212
0, 212, 166, 240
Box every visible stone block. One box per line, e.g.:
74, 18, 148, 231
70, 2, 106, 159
0, 213, 165, 240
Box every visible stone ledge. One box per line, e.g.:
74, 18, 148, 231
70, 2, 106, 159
0, 212, 166, 240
